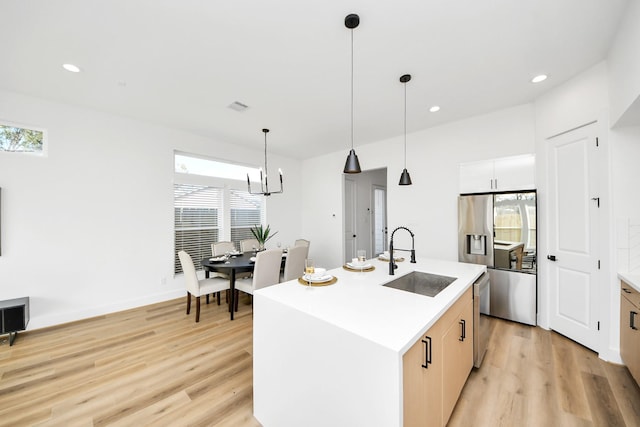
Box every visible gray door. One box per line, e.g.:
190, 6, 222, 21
344, 177, 356, 263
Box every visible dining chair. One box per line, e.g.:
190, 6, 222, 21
240, 238, 259, 253
211, 241, 251, 286
282, 245, 308, 282
294, 239, 310, 248
212, 241, 235, 256
234, 248, 283, 311
210, 241, 234, 284
178, 250, 230, 322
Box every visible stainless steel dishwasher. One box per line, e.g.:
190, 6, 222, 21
474, 272, 490, 368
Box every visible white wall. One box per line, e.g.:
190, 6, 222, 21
608, 0, 640, 126
0, 89, 302, 329
611, 126, 640, 274
611, 126, 640, 219
301, 103, 535, 269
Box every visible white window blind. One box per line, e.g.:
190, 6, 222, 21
174, 184, 223, 274
230, 189, 262, 248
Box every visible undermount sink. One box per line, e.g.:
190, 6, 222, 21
383, 271, 457, 297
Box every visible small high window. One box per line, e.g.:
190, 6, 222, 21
0, 122, 45, 154
175, 153, 260, 181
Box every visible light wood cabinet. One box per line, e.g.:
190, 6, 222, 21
403, 317, 443, 427
442, 298, 474, 423
459, 154, 535, 194
620, 282, 640, 385
403, 288, 473, 427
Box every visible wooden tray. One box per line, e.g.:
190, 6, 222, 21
343, 264, 375, 272
297, 276, 338, 286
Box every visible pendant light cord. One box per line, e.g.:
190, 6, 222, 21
350, 27, 354, 151
264, 131, 268, 177
262, 129, 269, 193
403, 82, 407, 169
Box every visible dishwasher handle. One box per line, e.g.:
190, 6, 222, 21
474, 272, 489, 296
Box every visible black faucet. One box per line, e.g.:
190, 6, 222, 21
389, 226, 416, 275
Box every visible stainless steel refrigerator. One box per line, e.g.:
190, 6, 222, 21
458, 191, 537, 325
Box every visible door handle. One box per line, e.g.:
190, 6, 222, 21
421, 336, 432, 369
352, 234, 356, 238
631, 311, 638, 331
547, 255, 557, 262
459, 319, 466, 341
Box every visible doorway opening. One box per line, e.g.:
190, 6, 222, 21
343, 168, 387, 263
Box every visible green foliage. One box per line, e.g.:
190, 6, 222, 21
250, 224, 278, 245
0, 125, 44, 152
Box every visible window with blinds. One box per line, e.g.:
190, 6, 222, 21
230, 189, 262, 248
174, 184, 223, 274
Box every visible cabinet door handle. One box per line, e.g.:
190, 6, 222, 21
421, 336, 432, 369
459, 319, 466, 341
622, 288, 632, 294
631, 311, 638, 331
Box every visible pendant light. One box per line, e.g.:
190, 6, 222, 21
343, 13, 362, 174
247, 129, 283, 196
398, 74, 413, 185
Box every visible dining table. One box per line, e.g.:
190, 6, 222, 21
201, 251, 286, 320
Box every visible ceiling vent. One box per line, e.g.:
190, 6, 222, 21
228, 101, 249, 112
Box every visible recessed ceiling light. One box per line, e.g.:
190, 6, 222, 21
62, 63, 81, 73
429, 105, 441, 113
531, 74, 547, 83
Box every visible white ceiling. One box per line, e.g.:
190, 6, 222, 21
0, 0, 630, 159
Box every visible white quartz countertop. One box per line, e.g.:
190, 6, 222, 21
618, 271, 640, 293
255, 257, 486, 354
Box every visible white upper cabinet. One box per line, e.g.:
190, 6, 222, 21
459, 154, 535, 194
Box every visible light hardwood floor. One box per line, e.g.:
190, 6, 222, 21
448, 315, 640, 427
1, 297, 639, 426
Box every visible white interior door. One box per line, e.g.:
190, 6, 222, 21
344, 177, 357, 263
372, 185, 387, 256
547, 123, 600, 351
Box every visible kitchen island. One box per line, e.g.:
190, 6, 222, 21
253, 257, 485, 427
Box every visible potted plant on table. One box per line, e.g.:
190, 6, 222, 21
250, 224, 278, 251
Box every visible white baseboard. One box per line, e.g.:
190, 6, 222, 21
26, 288, 185, 331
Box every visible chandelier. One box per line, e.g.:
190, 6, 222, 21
247, 128, 283, 196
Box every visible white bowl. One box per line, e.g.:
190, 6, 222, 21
311, 267, 326, 278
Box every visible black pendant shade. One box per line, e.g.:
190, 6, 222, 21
398, 74, 413, 185
344, 149, 362, 174
343, 13, 362, 174
399, 168, 412, 185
